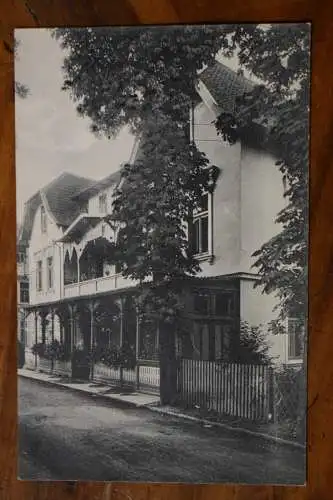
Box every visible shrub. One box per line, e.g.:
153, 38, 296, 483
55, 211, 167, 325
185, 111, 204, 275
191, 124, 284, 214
274, 364, 306, 442
92, 343, 136, 370
31, 342, 47, 358
31, 340, 70, 361
231, 321, 273, 365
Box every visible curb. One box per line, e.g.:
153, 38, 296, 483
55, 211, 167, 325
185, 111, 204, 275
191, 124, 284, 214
19, 371, 305, 451
147, 406, 306, 451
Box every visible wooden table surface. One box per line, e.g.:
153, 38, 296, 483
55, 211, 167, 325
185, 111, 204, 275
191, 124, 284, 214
0, 1, 332, 499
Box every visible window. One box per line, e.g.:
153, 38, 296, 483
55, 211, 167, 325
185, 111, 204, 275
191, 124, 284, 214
191, 193, 210, 255
36, 260, 43, 291
193, 292, 210, 315
193, 290, 235, 317
40, 206, 47, 233
47, 256, 53, 289
20, 281, 29, 303
17, 252, 24, 263
99, 193, 107, 213
215, 292, 234, 316
80, 201, 89, 214
288, 318, 303, 359
181, 321, 233, 361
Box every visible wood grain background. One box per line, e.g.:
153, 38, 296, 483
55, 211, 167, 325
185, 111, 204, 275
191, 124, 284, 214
0, 1, 332, 499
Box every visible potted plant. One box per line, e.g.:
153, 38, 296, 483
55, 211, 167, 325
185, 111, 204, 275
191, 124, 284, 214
31, 342, 51, 372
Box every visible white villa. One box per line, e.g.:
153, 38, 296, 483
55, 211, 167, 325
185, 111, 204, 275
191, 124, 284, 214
18, 62, 303, 394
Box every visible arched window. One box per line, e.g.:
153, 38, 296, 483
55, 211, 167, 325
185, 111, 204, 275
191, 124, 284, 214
64, 251, 72, 285
71, 248, 78, 283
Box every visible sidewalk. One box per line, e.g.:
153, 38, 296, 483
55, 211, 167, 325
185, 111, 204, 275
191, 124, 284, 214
18, 368, 305, 450
18, 368, 160, 407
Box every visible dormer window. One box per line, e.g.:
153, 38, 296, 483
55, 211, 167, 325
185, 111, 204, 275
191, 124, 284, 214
99, 193, 107, 213
40, 206, 47, 233
80, 201, 89, 214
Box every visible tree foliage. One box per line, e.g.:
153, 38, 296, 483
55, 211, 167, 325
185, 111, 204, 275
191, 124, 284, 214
233, 321, 273, 365
53, 26, 231, 137
53, 26, 229, 321
54, 24, 309, 326
54, 25, 310, 402
215, 24, 310, 322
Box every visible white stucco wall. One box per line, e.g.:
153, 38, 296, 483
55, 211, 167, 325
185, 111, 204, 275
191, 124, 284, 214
240, 144, 285, 274
240, 278, 289, 364
88, 185, 116, 215
193, 96, 288, 363
29, 204, 63, 305
193, 102, 242, 277
240, 279, 279, 327
193, 101, 285, 281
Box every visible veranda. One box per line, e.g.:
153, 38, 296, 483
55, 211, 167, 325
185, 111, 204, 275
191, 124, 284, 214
23, 291, 161, 394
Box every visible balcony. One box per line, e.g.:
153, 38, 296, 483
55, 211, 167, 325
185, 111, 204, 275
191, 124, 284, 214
64, 274, 137, 298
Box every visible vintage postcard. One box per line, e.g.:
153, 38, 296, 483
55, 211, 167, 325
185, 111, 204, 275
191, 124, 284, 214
15, 24, 309, 483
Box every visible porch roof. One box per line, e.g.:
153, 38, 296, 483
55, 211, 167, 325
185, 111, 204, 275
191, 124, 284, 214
58, 214, 102, 242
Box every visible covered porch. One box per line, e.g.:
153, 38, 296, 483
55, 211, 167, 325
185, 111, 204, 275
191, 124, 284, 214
23, 291, 161, 395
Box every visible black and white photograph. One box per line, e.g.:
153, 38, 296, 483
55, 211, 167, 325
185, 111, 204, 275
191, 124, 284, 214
15, 24, 309, 484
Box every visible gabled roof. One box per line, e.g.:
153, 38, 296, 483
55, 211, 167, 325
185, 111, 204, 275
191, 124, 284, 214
58, 214, 102, 242
19, 172, 95, 244
73, 170, 122, 201
42, 172, 95, 225
199, 61, 255, 114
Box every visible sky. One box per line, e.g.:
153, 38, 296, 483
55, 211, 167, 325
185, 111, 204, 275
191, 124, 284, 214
15, 29, 136, 223
14, 28, 242, 223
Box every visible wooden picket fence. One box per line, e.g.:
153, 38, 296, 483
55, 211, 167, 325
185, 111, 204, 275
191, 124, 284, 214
177, 359, 273, 422
53, 359, 72, 377
25, 352, 71, 378
92, 362, 160, 394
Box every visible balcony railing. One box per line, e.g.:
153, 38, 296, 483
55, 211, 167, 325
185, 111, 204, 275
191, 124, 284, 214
64, 274, 137, 298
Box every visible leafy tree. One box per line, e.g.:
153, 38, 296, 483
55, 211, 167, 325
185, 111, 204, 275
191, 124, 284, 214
215, 24, 309, 432
54, 26, 229, 403
54, 25, 309, 402
215, 24, 310, 327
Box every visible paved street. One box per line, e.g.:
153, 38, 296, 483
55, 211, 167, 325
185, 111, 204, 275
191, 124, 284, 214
18, 377, 306, 484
